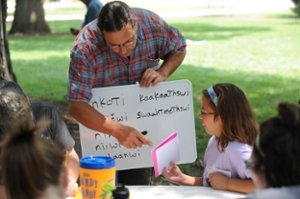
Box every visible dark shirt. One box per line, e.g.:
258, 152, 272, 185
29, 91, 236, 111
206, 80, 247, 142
82, 0, 103, 28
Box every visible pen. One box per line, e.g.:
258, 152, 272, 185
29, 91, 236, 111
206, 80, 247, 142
138, 131, 148, 143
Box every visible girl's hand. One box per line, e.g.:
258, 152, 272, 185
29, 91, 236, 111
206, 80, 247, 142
162, 161, 184, 185
66, 176, 78, 196
208, 172, 229, 191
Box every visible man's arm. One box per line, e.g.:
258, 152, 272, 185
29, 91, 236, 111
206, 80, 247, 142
139, 51, 186, 87
69, 101, 152, 149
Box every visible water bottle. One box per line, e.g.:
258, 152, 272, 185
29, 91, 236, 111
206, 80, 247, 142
112, 184, 130, 199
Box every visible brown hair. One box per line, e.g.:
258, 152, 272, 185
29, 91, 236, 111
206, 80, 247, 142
202, 83, 258, 152
0, 119, 65, 199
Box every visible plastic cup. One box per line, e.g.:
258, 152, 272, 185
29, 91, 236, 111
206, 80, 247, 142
80, 156, 116, 199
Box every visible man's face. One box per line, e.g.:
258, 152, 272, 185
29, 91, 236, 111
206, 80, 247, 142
103, 23, 137, 57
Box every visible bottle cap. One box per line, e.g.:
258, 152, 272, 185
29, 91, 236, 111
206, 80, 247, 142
112, 184, 129, 199
80, 156, 115, 169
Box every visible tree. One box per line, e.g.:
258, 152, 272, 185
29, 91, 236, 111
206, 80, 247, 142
9, 0, 50, 35
291, 0, 300, 18
0, 0, 16, 81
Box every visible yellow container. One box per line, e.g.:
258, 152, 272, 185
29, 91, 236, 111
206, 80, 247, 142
80, 156, 116, 199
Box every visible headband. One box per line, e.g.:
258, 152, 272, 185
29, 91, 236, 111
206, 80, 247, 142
207, 86, 218, 107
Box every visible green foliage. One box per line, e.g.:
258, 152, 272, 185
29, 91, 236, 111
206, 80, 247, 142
7, 12, 300, 179
291, 0, 300, 17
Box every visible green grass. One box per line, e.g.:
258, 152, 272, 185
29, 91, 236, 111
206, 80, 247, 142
6, 11, 300, 176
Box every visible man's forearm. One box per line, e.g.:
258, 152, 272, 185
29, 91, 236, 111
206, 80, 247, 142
158, 51, 186, 79
68, 101, 126, 138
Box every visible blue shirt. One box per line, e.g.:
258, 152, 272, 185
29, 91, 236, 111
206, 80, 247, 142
82, 0, 103, 28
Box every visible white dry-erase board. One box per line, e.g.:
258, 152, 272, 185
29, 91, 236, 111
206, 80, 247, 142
79, 79, 197, 170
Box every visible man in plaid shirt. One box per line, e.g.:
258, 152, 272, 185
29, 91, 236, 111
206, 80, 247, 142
67, 1, 186, 185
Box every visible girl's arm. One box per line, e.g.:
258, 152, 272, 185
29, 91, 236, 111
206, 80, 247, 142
209, 172, 255, 194
179, 175, 204, 186
162, 162, 204, 186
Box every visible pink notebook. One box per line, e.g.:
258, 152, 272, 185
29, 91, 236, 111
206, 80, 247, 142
151, 132, 180, 177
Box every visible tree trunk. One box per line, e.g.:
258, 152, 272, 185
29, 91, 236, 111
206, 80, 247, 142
0, 0, 16, 81
9, 0, 50, 35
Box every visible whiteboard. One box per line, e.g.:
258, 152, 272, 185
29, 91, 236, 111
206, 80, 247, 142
79, 79, 197, 170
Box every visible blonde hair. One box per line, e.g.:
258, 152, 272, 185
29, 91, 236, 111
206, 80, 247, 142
0, 119, 65, 199
202, 83, 258, 152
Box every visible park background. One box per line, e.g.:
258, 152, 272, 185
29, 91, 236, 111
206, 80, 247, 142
4, 0, 300, 183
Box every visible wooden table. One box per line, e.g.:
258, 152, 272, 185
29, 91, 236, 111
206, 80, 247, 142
71, 185, 246, 199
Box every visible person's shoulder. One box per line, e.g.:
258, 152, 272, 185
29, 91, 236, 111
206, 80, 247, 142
88, 0, 103, 9
132, 8, 163, 23
206, 136, 217, 146
78, 20, 100, 39
225, 140, 252, 155
72, 21, 102, 52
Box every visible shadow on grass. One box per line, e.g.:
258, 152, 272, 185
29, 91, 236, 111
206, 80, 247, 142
169, 21, 272, 41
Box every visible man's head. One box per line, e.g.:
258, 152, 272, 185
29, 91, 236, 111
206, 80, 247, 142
0, 80, 33, 139
97, 1, 138, 57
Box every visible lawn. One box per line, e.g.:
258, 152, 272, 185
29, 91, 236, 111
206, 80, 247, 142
6, 10, 300, 175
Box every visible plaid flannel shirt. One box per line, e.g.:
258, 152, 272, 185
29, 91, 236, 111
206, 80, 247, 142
67, 8, 186, 102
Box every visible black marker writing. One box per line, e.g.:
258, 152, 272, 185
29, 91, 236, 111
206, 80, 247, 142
108, 150, 141, 159
139, 89, 189, 103
136, 104, 190, 119
91, 96, 125, 108
95, 142, 121, 151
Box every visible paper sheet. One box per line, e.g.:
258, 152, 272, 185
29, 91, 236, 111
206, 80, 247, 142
151, 132, 180, 177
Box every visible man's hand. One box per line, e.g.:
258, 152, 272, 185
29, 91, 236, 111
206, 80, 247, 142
139, 68, 166, 87
114, 126, 152, 149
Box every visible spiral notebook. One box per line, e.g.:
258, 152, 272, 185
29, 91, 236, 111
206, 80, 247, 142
151, 132, 181, 177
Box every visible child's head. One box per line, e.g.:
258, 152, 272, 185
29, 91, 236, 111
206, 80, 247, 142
249, 102, 300, 189
0, 119, 66, 199
200, 83, 258, 151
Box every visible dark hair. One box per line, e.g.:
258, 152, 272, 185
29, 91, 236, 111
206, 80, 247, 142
97, 1, 137, 32
252, 102, 300, 187
0, 80, 33, 139
202, 83, 258, 152
0, 119, 65, 199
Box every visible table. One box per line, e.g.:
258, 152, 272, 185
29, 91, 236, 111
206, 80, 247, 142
71, 185, 246, 199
